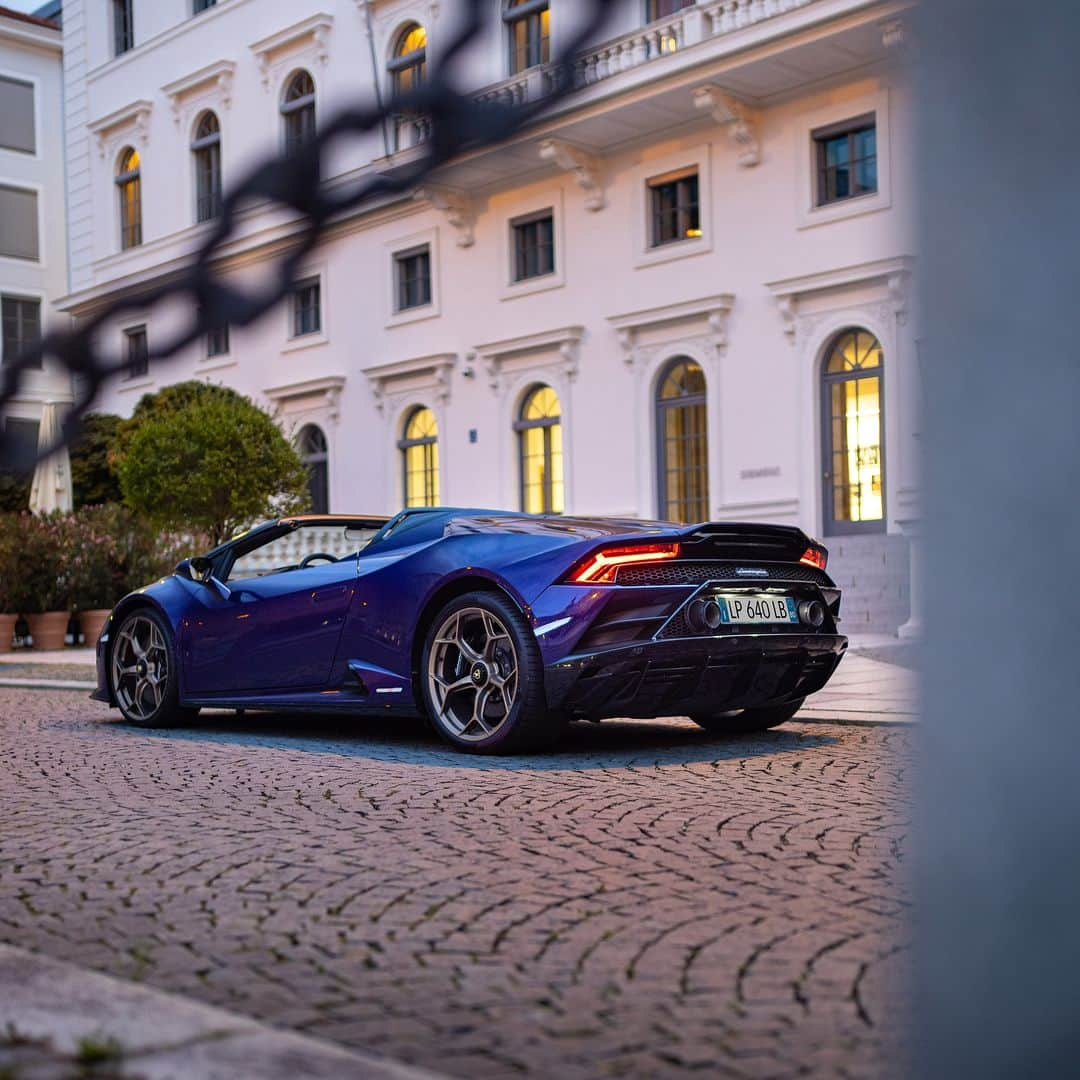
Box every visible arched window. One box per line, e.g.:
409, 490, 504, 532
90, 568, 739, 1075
821, 328, 885, 533
298, 424, 329, 514
192, 111, 222, 223
399, 406, 439, 507
281, 71, 316, 158
388, 23, 428, 151
116, 147, 142, 250
656, 358, 708, 523
505, 0, 549, 75
516, 384, 563, 514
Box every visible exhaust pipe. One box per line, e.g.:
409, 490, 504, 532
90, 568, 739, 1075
798, 599, 826, 628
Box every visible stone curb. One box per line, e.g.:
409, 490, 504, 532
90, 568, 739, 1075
0, 678, 93, 691
0, 944, 444, 1080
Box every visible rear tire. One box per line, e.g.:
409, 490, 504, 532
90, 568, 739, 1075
109, 607, 197, 729
420, 591, 562, 754
691, 697, 804, 734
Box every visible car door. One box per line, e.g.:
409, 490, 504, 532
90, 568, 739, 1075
183, 560, 356, 696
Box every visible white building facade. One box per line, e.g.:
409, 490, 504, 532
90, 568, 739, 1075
59, 0, 919, 634
0, 4, 71, 481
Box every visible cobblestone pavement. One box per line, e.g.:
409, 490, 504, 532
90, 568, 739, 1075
0, 688, 912, 1079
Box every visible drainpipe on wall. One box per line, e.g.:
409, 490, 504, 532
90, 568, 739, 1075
363, 0, 391, 159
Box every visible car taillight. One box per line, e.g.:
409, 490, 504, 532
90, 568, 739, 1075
569, 542, 680, 585
800, 545, 828, 571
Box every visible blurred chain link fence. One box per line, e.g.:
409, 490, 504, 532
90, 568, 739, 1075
0, 0, 618, 469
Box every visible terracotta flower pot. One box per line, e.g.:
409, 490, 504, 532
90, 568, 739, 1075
27, 610, 71, 651
78, 608, 113, 647
0, 613, 17, 653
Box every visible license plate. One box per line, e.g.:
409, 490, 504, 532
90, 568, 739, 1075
717, 594, 798, 625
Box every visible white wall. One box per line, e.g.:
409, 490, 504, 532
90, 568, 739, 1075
0, 12, 70, 426
65, 0, 918, 551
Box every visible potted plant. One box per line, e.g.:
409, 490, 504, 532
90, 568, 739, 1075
0, 513, 20, 651
17, 512, 73, 651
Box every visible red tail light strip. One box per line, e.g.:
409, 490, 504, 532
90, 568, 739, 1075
570, 542, 681, 585
799, 546, 828, 571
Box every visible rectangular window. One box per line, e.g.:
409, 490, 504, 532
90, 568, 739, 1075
1, 417, 40, 492
113, 0, 134, 55
0, 76, 35, 154
292, 277, 321, 337
648, 170, 699, 247
124, 325, 148, 379
507, 0, 550, 75
206, 323, 229, 358
511, 211, 555, 282
1, 296, 42, 368
193, 0, 216, 13
814, 115, 877, 206
0, 185, 39, 261
394, 246, 431, 311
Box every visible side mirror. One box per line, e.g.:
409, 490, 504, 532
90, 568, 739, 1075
189, 556, 215, 584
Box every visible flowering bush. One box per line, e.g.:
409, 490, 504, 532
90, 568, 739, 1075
0, 512, 22, 612
0, 508, 191, 614
67, 505, 189, 611
11, 512, 73, 614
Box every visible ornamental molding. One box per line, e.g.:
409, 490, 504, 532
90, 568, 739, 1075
692, 85, 759, 168
87, 99, 153, 158
250, 13, 334, 89
161, 60, 237, 126
766, 256, 915, 344
881, 17, 908, 50
607, 294, 734, 369
363, 352, 457, 413
538, 139, 605, 211
412, 186, 475, 247
471, 325, 584, 391
264, 374, 346, 424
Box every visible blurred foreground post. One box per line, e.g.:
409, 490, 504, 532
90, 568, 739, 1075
918, 0, 1080, 1074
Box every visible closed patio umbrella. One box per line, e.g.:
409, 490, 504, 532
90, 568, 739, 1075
28, 401, 73, 515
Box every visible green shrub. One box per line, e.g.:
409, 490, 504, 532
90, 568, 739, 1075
113, 382, 309, 546
70, 412, 123, 508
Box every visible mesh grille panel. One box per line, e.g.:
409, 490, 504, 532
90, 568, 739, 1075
616, 561, 829, 587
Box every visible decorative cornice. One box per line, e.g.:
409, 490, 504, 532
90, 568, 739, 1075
692, 86, 759, 168
363, 353, 457, 413
413, 186, 475, 247
249, 13, 334, 89
87, 100, 153, 158
607, 294, 734, 368
161, 60, 237, 125
471, 326, 584, 390
264, 374, 346, 424
882, 17, 907, 49
538, 139, 605, 211
766, 256, 916, 343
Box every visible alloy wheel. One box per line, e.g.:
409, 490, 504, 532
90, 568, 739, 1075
427, 607, 519, 741
112, 614, 170, 723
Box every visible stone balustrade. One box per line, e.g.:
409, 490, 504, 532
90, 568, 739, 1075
230, 526, 373, 578
393, 0, 819, 154
575, 0, 817, 89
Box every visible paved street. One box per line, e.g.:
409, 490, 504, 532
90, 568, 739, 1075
0, 670, 912, 1078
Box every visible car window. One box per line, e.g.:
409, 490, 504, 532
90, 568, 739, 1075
226, 524, 379, 582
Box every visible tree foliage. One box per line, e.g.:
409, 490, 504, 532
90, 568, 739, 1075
70, 412, 124, 508
113, 382, 310, 547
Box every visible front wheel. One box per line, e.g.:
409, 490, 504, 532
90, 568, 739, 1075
420, 592, 561, 754
110, 608, 196, 728
691, 698, 804, 734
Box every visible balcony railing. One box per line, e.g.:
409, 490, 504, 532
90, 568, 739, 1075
395, 0, 819, 153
